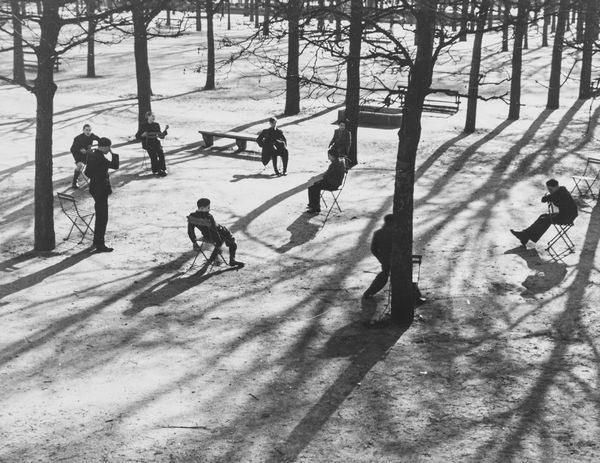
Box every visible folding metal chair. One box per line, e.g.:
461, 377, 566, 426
56, 192, 95, 243
571, 157, 600, 200
546, 204, 575, 260
187, 215, 228, 271
320, 159, 349, 225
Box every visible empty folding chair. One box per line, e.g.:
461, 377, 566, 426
571, 157, 600, 200
546, 204, 575, 260
186, 215, 228, 271
56, 192, 95, 243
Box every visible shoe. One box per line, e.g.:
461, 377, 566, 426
229, 259, 245, 267
158, 170, 167, 177
306, 208, 321, 214
510, 229, 527, 247
95, 245, 114, 253
282, 171, 287, 176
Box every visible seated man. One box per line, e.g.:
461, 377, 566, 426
510, 178, 578, 247
187, 198, 244, 267
306, 152, 346, 214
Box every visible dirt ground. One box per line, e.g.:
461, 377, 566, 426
1, 15, 600, 463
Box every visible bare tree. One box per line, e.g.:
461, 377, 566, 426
508, 0, 529, 119
284, 0, 302, 115
578, 0, 597, 99
11, 0, 25, 84
205, 0, 216, 89
86, 0, 97, 77
546, 0, 570, 109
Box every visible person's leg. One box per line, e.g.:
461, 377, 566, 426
281, 151, 288, 174
364, 263, 391, 296
217, 226, 243, 265
523, 213, 553, 243
307, 181, 324, 210
92, 195, 110, 250
156, 147, 166, 173
147, 148, 159, 173
72, 162, 84, 188
271, 153, 280, 175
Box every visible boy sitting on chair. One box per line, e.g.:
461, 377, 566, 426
187, 198, 244, 267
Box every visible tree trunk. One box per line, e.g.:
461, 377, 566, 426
196, 0, 202, 31
255, 0, 260, 28
244, 0, 249, 16
36, 0, 42, 13
464, 0, 490, 133
546, 0, 569, 109
205, 0, 216, 89
575, 0, 584, 42
391, 0, 437, 326
132, 3, 153, 126
578, 0, 597, 98
460, 0, 469, 41
11, 0, 26, 85
502, 0, 510, 51
33, 2, 62, 251
508, 0, 528, 119
86, 0, 96, 78
345, 0, 362, 166
284, 0, 301, 115
318, 0, 325, 31
334, 0, 341, 41
542, 0, 551, 46
263, 0, 271, 35
227, 1, 231, 30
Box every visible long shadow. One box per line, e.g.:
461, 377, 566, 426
0, 248, 94, 301
265, 322, 407, 463
231, 173, 275, 182
504, 247, 567, 298
0, 251, 38, 273
276, 213, 321, 253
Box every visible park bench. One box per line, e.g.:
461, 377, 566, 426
23, 50, 61, 72
198, 130, 258, 152
155, 17, 184, 33
398, 85, 461, 115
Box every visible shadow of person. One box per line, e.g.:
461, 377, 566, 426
275, 213, 321, 253
230, 173, 275, 182
504, 246, 567, 298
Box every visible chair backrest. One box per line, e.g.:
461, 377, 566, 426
583, 157, 600, 177
57, 192, 77, 216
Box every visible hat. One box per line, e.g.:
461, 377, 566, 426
98, 137, 112, 147
197, 198, 211, 208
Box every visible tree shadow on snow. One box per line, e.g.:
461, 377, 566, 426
504, 246, 567, 298
275, 213, 321, 253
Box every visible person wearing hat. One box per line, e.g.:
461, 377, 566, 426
84, 137, 120, 252
328, 120, 351, 159
70, 123, 101, 189
257, 117, 288, 176
187, 198, 244, 267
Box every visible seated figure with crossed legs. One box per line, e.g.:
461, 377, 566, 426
510, 179, 578, 247
187, 198, 244, 267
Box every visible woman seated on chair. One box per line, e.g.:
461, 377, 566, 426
187, 198, 243, 267
510, 178, 578, 247
305, 151, 346, 214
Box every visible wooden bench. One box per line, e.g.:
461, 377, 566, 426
155, 17, 184, 32
23, 50, 61, 72
199, 130, 258, 152
397, 86, 461, 115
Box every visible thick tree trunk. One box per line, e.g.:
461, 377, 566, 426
345, 0, 362, 166
546, 0, 569, 109
11, 0, 25, 85
33, 2, 62, 251
284, 0, 301, 115
86, 0, 96, 78
205, 0, 216, 89
578, 0, 597, 98
391, 0, 437, 326
132, 3, 153, 126
263, 0, 271, 35
508, 0, 528, 119
464, 0, 490, 133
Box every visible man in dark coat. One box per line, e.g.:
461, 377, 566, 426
363, 214, 426, 304
70, 123, 100, 189
257, 117, 288, 176
328, 120, 351, 159
510, 178, 578, 246
188, 198, 243, 267
306, 152, 346, 214
85, 137, 119, 252
135, 111, 169, 177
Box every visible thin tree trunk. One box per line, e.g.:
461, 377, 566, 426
542, 0, 551, 46
575, 0, 585, 42
11, 0, 25, 85
508, 0, 528, 119
318, 0, 325, 31
86, 0, 96, 77
132, 3, 153, 126
284, 0, 301, 115
578, 0, 597, 98
460, 0, 469, 41
196, 0, 202, 31
205, 0, 216, 89
391, 0, 438, 326
263, 0, 270, 35
34, 2, 62, 251
255, 0, 260, 27
334, 0, 341, 41
546, 0, 569, 109
502, 0, 510, 51
464, 0, 490, 133
345, 0, 362, 166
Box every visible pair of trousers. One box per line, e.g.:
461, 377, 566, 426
365, 262, 422, 299
146, 147, 166, 173
207, 225, 237, 261
272, 152, 288, 174
523, 213, 573, 243
308, 180, 335, 209
91, 193, 109, 246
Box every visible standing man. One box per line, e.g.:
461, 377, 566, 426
135, 111, 169, 177
363, 214, 426, 304
70, 123, 100, 189
305, 151, 346, 214
85, 137, 119, 253
257, 117, 288, 176
510, 178, 578, 247
328, 120, 351, 159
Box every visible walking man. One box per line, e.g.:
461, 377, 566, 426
85, 137, 119, 252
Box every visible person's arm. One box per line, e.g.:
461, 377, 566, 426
256, 130, 265, 147
159, 124, 169, 139
70, 137, 80, 157
135, 124, 145, 140
187, 220, 198, 243
107, 149, 120, 170
279, 130, 287, 145
91, 133, 101, 143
